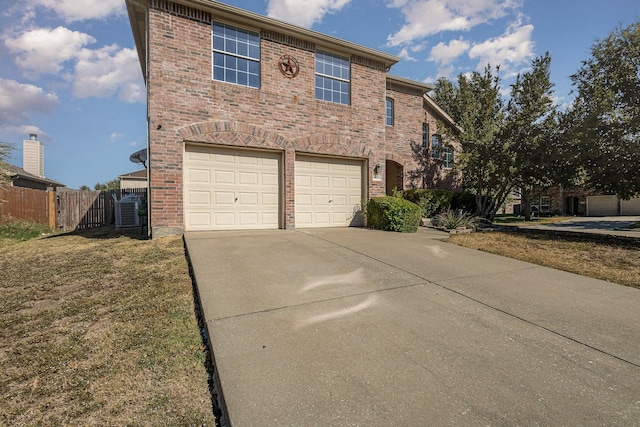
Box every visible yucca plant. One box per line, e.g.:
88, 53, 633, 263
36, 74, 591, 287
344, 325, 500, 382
431, 209, 480, 230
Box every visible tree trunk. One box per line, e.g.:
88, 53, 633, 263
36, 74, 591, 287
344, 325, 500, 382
522, 189, 532, 221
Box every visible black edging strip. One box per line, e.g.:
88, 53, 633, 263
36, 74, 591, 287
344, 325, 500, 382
184, 237, 230, 427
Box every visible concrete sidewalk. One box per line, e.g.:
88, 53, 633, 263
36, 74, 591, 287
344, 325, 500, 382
185, 227, 640, 426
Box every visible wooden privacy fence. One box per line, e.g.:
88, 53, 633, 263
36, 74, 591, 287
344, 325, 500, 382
0, 186, 54, 227
57, 188, 147, 230
0, 186, 147, 231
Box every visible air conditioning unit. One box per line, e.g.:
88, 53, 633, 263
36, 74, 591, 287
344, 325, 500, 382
113, 194, 140, 228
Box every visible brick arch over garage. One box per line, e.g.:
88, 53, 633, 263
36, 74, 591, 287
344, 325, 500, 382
291, 134, 372, 158
177, 121, 289, 150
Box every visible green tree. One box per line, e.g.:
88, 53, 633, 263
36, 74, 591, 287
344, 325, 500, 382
94, 179, 120, 191
562, 22, 640, 199
503, 52, 558, 220
433, 65, 512, 220
0, 142, 13, 188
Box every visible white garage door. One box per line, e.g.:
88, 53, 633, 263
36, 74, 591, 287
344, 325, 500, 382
621, 198, 640, 215
295, 155, 364, 228
184, 145, 280, 230
586, 195, 619, 216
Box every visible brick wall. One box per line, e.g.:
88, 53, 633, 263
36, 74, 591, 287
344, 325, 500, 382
146, 3, 456, 235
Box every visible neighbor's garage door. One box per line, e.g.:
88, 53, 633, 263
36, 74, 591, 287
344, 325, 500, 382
184, 145, 280, 230
621, 197, 640, 215
586, 195, 619, 216
295, 155, 364, 228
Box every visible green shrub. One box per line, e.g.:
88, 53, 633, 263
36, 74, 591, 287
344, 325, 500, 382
367, 196, 422, 233
431, 209, 480, 230
403, 189, 454, 217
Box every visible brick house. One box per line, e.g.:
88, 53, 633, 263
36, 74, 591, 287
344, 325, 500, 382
505, 186, 640, 216
2, 163, 64, 191
126, 0, 460, 237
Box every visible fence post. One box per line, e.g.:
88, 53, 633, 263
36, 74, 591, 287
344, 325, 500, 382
48, 191, 57, 229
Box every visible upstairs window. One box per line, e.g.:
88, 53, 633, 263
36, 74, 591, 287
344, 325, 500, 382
431, 134, 442, 159
422, 123, 429, 148
386, 98, 394, 126
315, 50, 350, 105
443, 145, 454, 168
212, 22, 260, 88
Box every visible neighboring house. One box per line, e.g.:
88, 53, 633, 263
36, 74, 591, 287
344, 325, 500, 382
582, 194, 640, 216
2, 163, 65, 191
118, 170, 148, 189
506, 186, 640, 216
126, 0, 460, 236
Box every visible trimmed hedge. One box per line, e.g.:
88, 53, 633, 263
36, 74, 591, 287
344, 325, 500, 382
403, 189, 454, 217
366, 196, 422, 233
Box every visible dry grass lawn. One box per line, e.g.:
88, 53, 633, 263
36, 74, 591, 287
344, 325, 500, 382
449, 229, 640, 288
0, 227, 216, 426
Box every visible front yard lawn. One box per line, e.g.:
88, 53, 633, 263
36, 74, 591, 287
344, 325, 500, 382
449, 229, 640, 288
0, 226, 216, 426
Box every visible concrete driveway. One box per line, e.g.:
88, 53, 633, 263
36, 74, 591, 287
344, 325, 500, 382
185, 228, 640, 426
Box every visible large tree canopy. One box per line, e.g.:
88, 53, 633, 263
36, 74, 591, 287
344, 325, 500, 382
562, 22, 640, 199
433, 65, 511, 220
503, 52, 558, 219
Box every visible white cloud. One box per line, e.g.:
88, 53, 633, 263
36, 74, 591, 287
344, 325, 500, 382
468, 19, 534, 76
397, 47, 417, 61
73, 45, 145, 103
4, 24, 144, 103
0, 78, 58, 116
0, 78, 58, 135
429, 38, 470, 65
435, 65, 456, 79
267, 0, 352, 28
110, 132, 124, 142
5, 26, 95, 75
25, 0, 125, 22
387, 0, 521, 46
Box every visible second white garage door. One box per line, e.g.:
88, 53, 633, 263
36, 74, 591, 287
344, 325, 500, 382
621, 198, 640, 215
586, 195, 619, 216
184, 145, 280, 231
295, 155, 364, 228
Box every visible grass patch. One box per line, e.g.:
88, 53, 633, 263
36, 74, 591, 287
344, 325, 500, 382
0, 226, 216, 426
0, 220, 55, 248
449, 229, 640, 288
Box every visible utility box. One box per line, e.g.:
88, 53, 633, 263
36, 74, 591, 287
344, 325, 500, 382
113, 194, 140, 228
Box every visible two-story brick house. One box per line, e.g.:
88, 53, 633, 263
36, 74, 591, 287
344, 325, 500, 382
126, 0, 460, 237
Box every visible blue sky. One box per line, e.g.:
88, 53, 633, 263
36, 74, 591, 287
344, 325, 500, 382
1, 0, 638, 189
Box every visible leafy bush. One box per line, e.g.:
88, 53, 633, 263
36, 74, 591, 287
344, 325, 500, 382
431, 209, 480, 230
402, 189, 454, 217
366, 196, 422, 233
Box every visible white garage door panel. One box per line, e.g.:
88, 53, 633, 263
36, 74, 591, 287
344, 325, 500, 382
295, 155, 363, 228
184, 145, 280, 231
587, 195, 618, 216
621, 198, 640, 215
